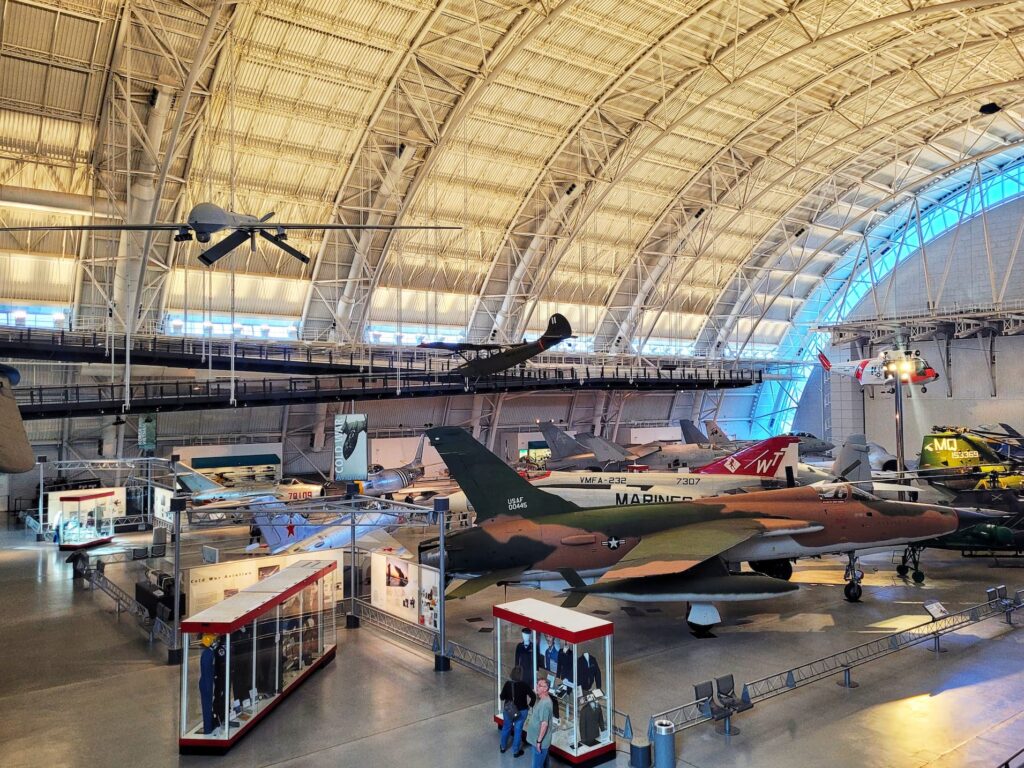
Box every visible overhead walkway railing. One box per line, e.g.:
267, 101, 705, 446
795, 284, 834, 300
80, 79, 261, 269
0, 324, 778, 378
646, 588, 1024, 755
16, 365, 761, 420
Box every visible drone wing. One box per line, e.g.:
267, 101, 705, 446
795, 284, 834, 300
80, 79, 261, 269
266, 223, 460, 231
0, 224, 187, 232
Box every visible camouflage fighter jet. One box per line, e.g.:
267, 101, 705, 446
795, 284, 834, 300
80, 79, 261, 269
420, 427, 990, 630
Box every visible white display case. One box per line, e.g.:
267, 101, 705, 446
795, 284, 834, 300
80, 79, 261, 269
179, 560, 337, 754
493, 598, 614, 765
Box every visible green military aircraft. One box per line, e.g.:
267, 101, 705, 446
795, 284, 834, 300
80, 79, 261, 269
421, 427, 992, 631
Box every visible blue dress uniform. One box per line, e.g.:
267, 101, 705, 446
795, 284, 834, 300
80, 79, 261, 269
199, 645, 216, 734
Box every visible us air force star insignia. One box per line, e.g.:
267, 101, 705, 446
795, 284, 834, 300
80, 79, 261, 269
602, 537, 623, 550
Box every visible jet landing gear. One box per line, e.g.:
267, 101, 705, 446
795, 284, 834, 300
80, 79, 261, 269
843, 552, 864, 602
896, 546, 926, 583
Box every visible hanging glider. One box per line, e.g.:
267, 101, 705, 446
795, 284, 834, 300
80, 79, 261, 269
0, 202, 460, 267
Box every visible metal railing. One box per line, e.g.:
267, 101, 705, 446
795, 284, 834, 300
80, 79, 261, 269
445, 639, 495, 677
997, 745, 1024, 768
740, 593, 1022, 705
353, 599, 438, 651
86, 567, 151, 623
0, 323, 785, 375
649, 590, 1024, 735
15, 364, 761, 419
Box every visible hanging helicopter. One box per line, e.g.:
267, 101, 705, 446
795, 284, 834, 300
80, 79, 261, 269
418, 314, 574, 377
0, 202, 460, 266
818, 348, 939, 392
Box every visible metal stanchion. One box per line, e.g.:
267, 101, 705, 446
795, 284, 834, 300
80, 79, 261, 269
434, 496, 451, 672
168, 495, 185, 665
346, 483, 360, 629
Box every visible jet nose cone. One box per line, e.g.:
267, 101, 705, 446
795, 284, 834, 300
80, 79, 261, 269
954, 507, 1010, 529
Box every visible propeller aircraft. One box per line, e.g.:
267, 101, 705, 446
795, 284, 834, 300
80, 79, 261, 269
419, 313, 574, 377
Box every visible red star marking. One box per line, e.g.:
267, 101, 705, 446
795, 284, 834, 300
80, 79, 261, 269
286, 523, 296, 537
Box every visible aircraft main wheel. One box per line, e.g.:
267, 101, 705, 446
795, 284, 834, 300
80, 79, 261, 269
896, 564, 909, 577
844, 581, 862, 602
912, 570, 925, 584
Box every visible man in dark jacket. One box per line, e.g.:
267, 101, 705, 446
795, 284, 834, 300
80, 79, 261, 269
499, 666, 536, 755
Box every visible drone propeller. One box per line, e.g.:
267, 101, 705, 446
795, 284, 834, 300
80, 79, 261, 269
197, 229, 251, 267
259, 229, 309, 264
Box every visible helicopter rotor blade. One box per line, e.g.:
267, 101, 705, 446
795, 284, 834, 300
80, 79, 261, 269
259, 229, 309, 264
259, 211, 275, 223
197, 228, 250, 266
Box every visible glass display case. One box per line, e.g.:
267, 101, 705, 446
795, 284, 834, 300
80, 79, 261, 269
179, 560, 337, 754
53, 490, 116, 550
493, 598, 614, 765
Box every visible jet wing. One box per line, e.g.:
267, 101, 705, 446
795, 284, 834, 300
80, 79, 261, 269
193, 494, 279, 511
446, 568, 528, 599
598, 517, 821, 582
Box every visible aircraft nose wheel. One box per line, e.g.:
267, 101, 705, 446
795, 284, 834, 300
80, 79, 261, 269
843, 552, 863, 602
898, 546, 925, 583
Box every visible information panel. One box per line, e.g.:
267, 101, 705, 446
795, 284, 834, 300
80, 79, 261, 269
334, 414, 368, 482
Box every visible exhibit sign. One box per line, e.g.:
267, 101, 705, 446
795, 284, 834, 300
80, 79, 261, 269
152, 486, 174, 525
185, 550, 346, 615
138, 414, 157, 451
369, 551, 440, 628
334, 414, 368, 482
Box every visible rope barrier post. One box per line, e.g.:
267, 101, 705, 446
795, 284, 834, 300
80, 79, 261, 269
434, 496, 451, 672
836, 665, 858, 688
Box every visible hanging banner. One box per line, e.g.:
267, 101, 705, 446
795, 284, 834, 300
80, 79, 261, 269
334, 414, 368, 482
137, 414, 157, 451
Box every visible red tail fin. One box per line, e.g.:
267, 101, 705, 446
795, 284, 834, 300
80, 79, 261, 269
695, 436, 800, 477
817, 352, 831, 371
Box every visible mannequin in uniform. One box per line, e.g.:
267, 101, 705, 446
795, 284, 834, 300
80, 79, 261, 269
514, 629, 535, 686
199, 633, 218, 734
544, 637, 559, 674
557, 641, 574, 686
577, 651, 601, 692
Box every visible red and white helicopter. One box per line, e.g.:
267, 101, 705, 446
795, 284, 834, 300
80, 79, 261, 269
818, 349, 939, 392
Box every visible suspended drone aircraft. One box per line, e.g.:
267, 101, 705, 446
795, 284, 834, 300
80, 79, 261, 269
0, 202, 460, 267
419, 313, 574, 377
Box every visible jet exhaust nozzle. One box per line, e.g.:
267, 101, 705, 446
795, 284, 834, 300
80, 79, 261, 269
954, 507, 1011, 529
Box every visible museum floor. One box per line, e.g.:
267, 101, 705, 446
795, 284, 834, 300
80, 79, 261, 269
1, 527, 1022, 768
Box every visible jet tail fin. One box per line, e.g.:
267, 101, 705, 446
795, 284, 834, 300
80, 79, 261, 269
407, 434, 426, 468
702, 420, 731, 446
695, 436, 800, 477
679, 419, 709, 445
253, 506, 320, 554
427, 427, 579, 522
817, 352, 832, 371
831, 434, 871, 483
537, 421, 590, 460
575, 433, 631, 462
175, 464, 223, 494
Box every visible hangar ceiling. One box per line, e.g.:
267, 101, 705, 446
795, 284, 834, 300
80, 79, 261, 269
2, 0, 1024, 362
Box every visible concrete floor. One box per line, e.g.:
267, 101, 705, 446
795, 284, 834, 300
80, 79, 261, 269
1, 527, 1022, 767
